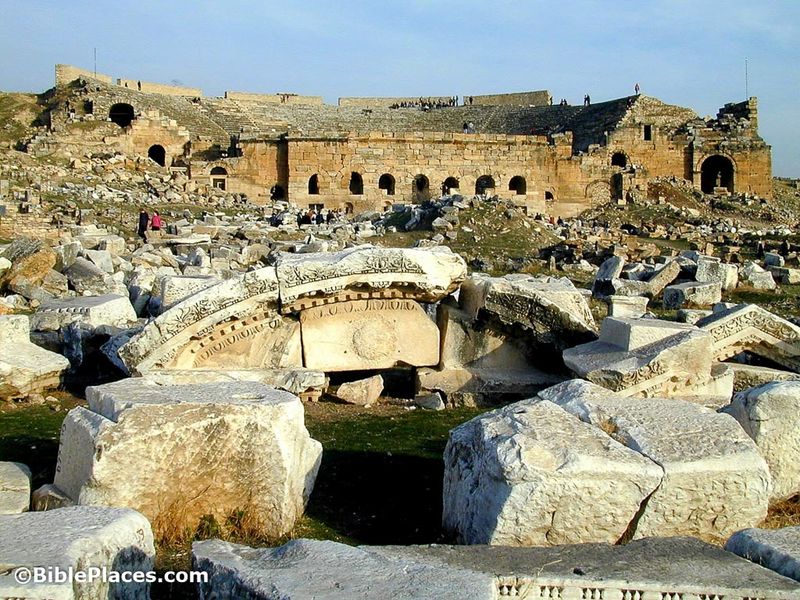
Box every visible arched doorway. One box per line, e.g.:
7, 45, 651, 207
349, 172, 363, 195
443, 177, 459, 194
308, 174, 320, 195
475, 175, 495, 195
378, 173, 395, 196
344, 202, 354, 215
545, 190, 555, 201
413, 174, 430, 201
270, 184, 286, 200
611, 152, 627, 168
210, 166, 227, 190
148, 145, 166, 167
109, 103, 135, 127
508, 176, 527, 195
700, 155, 734, 193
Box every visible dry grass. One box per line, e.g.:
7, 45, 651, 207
761, 495, 800, 529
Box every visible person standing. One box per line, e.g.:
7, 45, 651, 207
635, 82, 640, 95
151, 210, 163, 231
137, 208, 149, 240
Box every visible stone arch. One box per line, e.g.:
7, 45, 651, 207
109, 103, 135, 128
508, 176, 527, 195
611, 152, 628, 168
349, 172, 363, 195
270, 184, 286, 200
378, 173, 395, 196
700, 155, 735, 194
148, 145, 166, 167
585, 180, 612, 205
210, 166, 227, 190
308, 174, 320, 195
413, 174, 430, 202
443, 177, 460, 194
475, 175, 496, 195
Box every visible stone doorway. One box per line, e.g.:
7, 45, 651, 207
109, 103, 134, 127
475, 175, 495, 196
148, 144, 166, 167
349, 172, 364, 195
508, 176, 527, 195
379, 173, 395, 196
413, 175, 430, 202
700, 155, 734, 194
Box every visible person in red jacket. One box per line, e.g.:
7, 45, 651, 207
151, 210, 163, 231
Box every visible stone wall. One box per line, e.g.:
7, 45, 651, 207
117, 79, 202, 98
468, 91, 551, 107
55, 64, 112, 86
225, 91, 323, 106
0, 201, 59, 241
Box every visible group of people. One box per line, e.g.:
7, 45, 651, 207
293, 207, 346, 227
137, 209, 163, 240
390, 96, 460, 110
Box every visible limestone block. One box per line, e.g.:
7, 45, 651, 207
141, 367, 327, 398
663, 281, 722, 308
731, 364, 800, 392
0, 315, 70, 399
371, 537, 800, 598
769, 266, 800, 285
542, 380, 771, 541
764, 252, 786, 267
697, 303, 800, 372
48, 380, 322, 538
31, 294, 137, 331
276, 245, 467, 307
0, 506, 154, 599
414, 391, 445, 410
63, 256, 107, 293
606, 295, 649, 318
726, 526, 800, 582
723, 382, 800, 501
437, 302, 531, 370
0, 462, 30, 514
459, 274, 597, 350
333, 374, 383, 406
741, 261, 777, 290
82, 249, 114, 274
696, 256, 739, 291
563, 317, 715, 398
301, 298, 438, 371
193, 539, 495, 599
442, 399, 662, 545
591, 255, 625, 297
97, 235, 126, 255
157, 274, 220, 312
417, 366, 562, 407
642, 259, 681, 296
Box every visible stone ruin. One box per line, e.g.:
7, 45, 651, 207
2, 241, 800, 597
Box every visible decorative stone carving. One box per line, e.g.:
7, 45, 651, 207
31, 293, 138, 331
119, 266, 282, 373
563, 317, 723, 398
697, 303, 800, 372
276, 245, 467, 308
301, 298, 439, 371
193, 537, 800, 600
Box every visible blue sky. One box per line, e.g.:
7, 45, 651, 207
2, 1, 798, 175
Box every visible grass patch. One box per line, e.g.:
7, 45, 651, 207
0, 392, 84, 489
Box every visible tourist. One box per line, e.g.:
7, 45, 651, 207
635, 82, 640, 95
137, 208, 149, 240
150, 210, 162, 231
316, 211, 324, 225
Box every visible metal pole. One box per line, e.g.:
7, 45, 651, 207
745, 57, 749, 99
94, 48, 97, 77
